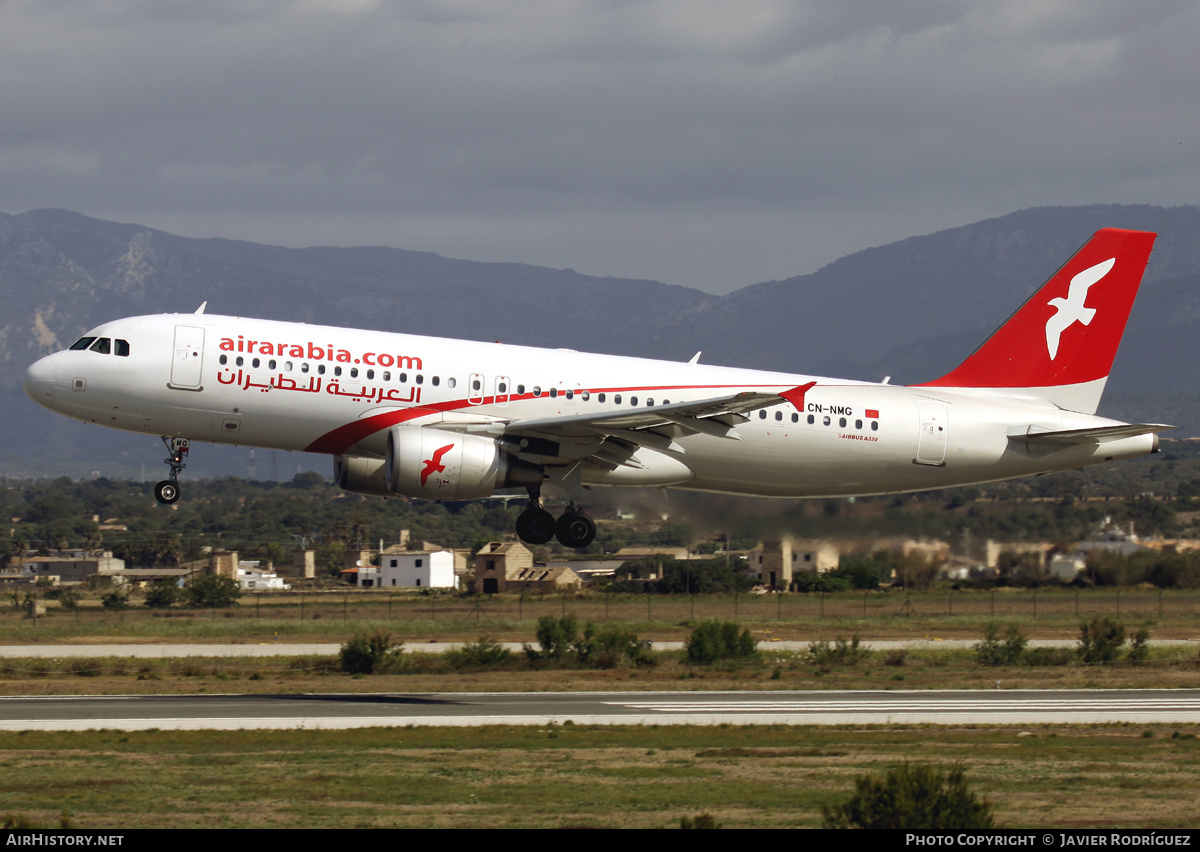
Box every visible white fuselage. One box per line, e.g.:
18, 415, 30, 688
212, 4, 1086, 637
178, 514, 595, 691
23, 313, 1156, 498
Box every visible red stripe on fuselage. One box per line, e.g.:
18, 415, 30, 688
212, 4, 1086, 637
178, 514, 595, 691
302, 382, 795, 455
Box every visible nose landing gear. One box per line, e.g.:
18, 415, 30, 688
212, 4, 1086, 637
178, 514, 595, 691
154, 436, 189, 504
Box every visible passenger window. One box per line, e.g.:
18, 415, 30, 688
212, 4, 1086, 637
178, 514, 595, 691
89, 338, 111, 354
236, 356, 244, 367
550, 388, 558, 398
400, 373, 407, 383
533, 386, 542, 397
791, 413, 798, 423
871, 421, 878, 431
839, 417, 847, 428
807, 414, 815, 424
318, 364, 326, 375
565, 389, 573, 400
416, 375, 423, 385
115, 339, 130, 357
382, 371, 391, 381
645, 398, 653, 406
855, 419, 862, 429
759, 410, 766, 420
70, 337, 97, 351
630, 396, 638, 406
301, 363, 310, 373
350, 368, 358, 378
269, 360, 276, 370
775, 411, 782, 421
614, 394, 621, 404
252, 358, 260, 368
334, 366, 342, 377
366, 369, 374, 380
219, 354, 228, 365
580, 390, 589, 401
597, 393, 605, 403
285, 361, 293, 372
823, 416, 831, 426
517, 384, 525, 395
432, 376, 440, 386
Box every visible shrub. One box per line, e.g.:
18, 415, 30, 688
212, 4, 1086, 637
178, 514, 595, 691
339, 630, 403, 675
534, 614, 579, 660
100, 590, 128, 610
526, 616, 655, 668
1127, 627, 1151, 665
574, 624, 654, 669
685, 620, 757, 665
822, 763, 995, 829
1078, 617, 1126, 665
144, 581, 182, 609
975, 624, 1027, 666
807, 634, 871, 666
680, 812, 721, 829
445, 637, 513, 669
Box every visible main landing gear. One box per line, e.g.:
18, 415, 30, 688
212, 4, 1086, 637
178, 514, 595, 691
515, 486, 596, 549
154, 436, 189, 505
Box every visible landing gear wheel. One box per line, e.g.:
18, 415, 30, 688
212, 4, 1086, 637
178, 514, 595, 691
555, 511, 596, 549
154, 480, 180, 504
516, 507, 556, 545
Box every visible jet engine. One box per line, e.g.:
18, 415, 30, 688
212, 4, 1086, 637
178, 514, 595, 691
332, 455, 392, 497
385, 426, 542, 500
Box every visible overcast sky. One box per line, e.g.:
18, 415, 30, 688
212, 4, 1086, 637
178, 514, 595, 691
3, 0, 1198, 294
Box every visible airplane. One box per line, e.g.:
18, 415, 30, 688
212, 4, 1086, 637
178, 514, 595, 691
22, 227, 1171, 549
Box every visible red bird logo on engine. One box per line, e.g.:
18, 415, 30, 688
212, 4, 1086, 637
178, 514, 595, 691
421, 443, 455, 486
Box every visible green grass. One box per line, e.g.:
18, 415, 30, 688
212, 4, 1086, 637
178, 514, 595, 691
0, 724, 1195, 828
7, 587, 1200, 645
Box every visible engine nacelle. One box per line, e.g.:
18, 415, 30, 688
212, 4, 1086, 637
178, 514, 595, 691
333, 455, 393, 497
385, 426, 542, 500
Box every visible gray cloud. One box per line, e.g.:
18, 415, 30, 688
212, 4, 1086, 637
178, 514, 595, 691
2, 0, 1198, 293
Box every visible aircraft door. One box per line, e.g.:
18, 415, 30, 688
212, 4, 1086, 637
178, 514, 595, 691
169, 325, 205, 390
915, 400, 948, 466
468, 372, 485, 405
495, 375, 510, 407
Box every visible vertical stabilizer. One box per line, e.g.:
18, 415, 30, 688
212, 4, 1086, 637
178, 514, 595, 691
916, 228, 1156, 413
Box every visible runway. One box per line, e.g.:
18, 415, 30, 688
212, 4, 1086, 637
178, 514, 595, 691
0, 689, 1198, 730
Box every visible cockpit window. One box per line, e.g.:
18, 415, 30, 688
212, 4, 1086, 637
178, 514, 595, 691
88, 338, 111, 355
114, 339, 130, 357
69, 337, 97, 351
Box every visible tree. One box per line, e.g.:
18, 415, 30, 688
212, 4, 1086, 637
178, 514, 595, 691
186, 574, 241, 608
144, 581, 182, 609
822, 763, 995, 829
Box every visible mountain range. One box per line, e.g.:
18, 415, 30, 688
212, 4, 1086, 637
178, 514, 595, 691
2, 204, 1197, 479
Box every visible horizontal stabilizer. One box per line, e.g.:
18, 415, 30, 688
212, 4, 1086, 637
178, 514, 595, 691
1006, 423, 1174, 445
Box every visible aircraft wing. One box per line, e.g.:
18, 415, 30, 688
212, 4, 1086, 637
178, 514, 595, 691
428, 388, 795, 471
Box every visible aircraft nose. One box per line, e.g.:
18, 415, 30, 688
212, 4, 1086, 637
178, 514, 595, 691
22, 355, 57, 401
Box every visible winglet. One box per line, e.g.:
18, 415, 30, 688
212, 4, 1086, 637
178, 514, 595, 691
779, 382, 816, 411
194, 301, 208, 315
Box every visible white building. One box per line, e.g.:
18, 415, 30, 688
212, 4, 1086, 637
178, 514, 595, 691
362, 550, 457, 589
237, 565, 291, 591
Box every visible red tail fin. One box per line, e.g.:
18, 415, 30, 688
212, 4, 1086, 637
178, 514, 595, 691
916, 228, 1156, 413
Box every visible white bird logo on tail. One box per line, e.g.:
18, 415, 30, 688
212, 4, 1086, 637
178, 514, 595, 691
1044, 257, 1115, 360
